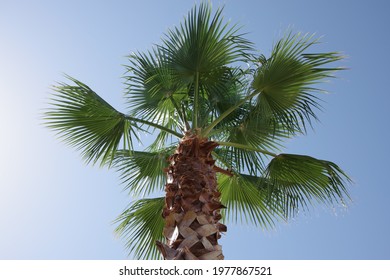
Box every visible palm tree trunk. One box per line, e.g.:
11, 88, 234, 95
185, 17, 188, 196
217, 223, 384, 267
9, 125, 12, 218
156, 133, 227, 260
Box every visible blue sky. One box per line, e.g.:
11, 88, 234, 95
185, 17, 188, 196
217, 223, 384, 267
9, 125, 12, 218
1, 0, 389, 259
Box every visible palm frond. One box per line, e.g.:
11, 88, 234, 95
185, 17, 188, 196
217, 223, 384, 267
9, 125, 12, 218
161, 2, 253, 129
218, 173, 281, 229
225, 110, 287, 153
201, 67, 249, 128
45, 75, 137, 165
114, 197, 165, 260
264, 154, 352, 218
251, 32, 344, 134
214, 146, 266, 175
124, 48, 188, 131
163, 2, 251, 76
112, 148, 173, 196
148, 119, 180, 151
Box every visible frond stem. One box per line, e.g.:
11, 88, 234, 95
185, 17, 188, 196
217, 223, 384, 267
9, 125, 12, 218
217, 141, 278, 157
169, 96, 190, 132
125, 115, 183, 138
193, 71, 200, 130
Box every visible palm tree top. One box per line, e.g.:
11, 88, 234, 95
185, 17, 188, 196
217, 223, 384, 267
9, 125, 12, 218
44, 2, 351, 259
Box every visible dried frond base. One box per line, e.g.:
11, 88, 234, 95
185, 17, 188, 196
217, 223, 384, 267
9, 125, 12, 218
157, 133, 226, 260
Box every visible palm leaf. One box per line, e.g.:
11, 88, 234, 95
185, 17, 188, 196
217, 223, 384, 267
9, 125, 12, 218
161, 2, 253, 128
45, 75, 137, 165
124, 48, 188, 130
114, 197, 165, 260
214, 146, 266, 175
251, 32, 344, 134
112, 148, 173, 196
264, 154, 351, 218
226, 110, 286, 152
163, 3, 251, 77
218, 173, 281, 229
201, 67, 249, 128
148, 119, 180, 151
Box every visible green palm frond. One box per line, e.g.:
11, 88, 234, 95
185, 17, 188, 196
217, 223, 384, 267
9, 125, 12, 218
218, 173, 281, 229
214, 146, 265, 175
163, 2, 252, 78
202, 67, 249, 128
112, 148, 173, 196
148, 119, 180, 151
226, 111, 286, 152
124, 48, 188, 130
45, 75, 137, 165
251, 32, 344, 134
114, 197, 165, 260
124, 2, 254, 133
264, 154, 351, 218
161, 2, 253, 129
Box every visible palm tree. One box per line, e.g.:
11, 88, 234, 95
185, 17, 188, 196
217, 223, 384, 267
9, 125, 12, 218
45, 2, 351, 260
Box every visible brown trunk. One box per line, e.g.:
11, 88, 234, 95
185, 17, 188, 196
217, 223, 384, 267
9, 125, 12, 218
156, 133, 227, 260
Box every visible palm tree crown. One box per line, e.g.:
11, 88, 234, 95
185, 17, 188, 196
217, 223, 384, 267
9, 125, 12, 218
45, 2, 351, 259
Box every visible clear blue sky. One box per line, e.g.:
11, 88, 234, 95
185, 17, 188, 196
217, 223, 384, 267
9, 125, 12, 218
1, 0, 389, 259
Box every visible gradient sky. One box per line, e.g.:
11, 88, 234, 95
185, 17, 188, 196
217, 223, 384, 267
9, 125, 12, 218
1, 0, 389, 260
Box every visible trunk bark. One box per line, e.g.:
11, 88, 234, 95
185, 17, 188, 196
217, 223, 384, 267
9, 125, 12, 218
156, 133, 227, 260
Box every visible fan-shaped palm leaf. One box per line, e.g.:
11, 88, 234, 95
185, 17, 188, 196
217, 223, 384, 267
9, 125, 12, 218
112, 148, 173, 196
251, 32, 344, 134
264, 154, 351, 218
115, 197, 165, 260
162, 2, 253, 128
163, 3, 252, 79
124, 48, 188, 129
45, 76, 137, 165
218, 173, 282, 228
